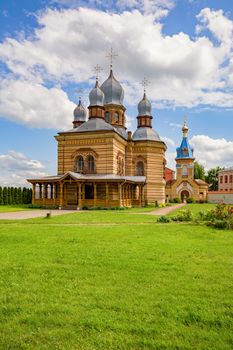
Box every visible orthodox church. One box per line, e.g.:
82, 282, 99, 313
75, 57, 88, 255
28, 64, 207, 207
165, 119, 208, 202
28, 65, 167, 208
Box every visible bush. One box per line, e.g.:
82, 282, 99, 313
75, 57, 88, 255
171, 209, 193, 222
157, 216, 171, 223
82, 205, 89, 210
186, 198, 195, 204
173, 197, 181, 203
198, 204, 233, 230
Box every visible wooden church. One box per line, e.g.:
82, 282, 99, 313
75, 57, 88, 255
27, 65, 167, 208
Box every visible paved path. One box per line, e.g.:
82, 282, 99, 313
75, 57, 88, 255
144, 203, 186, 216
0, 209, 78, 220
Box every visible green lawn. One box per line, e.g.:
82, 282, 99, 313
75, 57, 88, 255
0, 207, 233, 349
0, 205, 33, 212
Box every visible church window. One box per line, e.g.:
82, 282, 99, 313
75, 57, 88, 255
225, 175, 228, 183
182, 165, 188, 176
136, 161, 144, 176
230, 175, 233, 183
182, 148, 188, 157
87, 155, 95, 173
76, 156, 84, 173
105, 112, 110, 123
113, 112, 119, 123
220, 176, 223, 184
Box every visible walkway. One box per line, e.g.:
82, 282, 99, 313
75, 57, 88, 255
145, 203, 186, 216
0, 209, 78, 220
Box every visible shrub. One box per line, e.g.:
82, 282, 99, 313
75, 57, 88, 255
171, 209, 193, 222
82, 205, 89, 210
157, 216, 171, 223
198, 204, 233, 230
173, 197, 181, 203
186, 198, 195, 204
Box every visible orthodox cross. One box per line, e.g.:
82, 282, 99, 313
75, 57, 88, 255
76, 88, 83, 103
106, 47, 118, 69
141, 78, 150, 93
93, 64, 103, 82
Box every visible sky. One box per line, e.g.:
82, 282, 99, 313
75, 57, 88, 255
0, 0, 233, 186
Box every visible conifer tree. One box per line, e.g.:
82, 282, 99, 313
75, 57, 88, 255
0, 187, 3, 205
3, 187, 8, 205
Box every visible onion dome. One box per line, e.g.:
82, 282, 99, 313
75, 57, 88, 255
100, 69, 124, 105
89, 80, 105, 106
73, 98, 87, 122
138, 92, 152, 116
132, 127, 161, 141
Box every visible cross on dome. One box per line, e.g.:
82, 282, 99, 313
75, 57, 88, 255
106, 47, 118, 69
141, 78, 150, 93
93, 64, 103, 82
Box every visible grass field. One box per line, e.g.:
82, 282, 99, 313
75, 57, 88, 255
0, 205, 33, 212
0, 204, 233, 349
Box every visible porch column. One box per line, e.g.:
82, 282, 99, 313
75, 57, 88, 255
42, 184, 47, 206
105, 183, 109, 207
59, 182, 63, 208
94, 183, 97, 206
53, 184, 56, 206
32, 183, 36, 204
118, 183, 121, 207
78, 183, 82, 208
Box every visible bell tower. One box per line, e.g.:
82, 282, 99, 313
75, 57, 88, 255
176, 116, 195, 181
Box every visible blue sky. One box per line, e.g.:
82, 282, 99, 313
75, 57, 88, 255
0, 0, 233, 186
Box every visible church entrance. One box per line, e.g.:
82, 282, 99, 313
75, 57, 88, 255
180, 190, 190, 202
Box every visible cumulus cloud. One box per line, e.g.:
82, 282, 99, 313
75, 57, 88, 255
0, 6, 233, 128
190, 135, 233, 169
161, 136, 175, 147
0, 79, 76, 128
0, 151, 47, 186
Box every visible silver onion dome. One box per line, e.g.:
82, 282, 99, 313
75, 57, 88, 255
89, 80, 105, 106
132, 127, 161, 141
73, 98, 87, 121
138, 92, 152, 116
100, 69, 124, 105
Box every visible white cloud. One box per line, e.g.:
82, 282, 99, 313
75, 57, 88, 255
190, 135, 233, 169
169, 122, 183, 128
161, 136, 175, 146
0, 151, 47, 186
0, 79, 75, 128
0, 6, 233, 128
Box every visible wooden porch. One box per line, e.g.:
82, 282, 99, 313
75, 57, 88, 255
31, 178, 145, 209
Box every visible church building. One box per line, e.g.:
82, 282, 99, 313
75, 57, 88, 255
165, 119, 208, 202
27, 65, 167, 208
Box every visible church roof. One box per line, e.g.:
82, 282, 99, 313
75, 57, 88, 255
132, 127, 161, 142
59, 118, 128, 139
28, 171, 146, 184
100, 69, 124, 105
176, 136, 194, 159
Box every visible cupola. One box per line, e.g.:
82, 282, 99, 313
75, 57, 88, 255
73, 98, 87, 128
100, 68, 124, 105
88, 79, 105, 119
137, 91, 153, 128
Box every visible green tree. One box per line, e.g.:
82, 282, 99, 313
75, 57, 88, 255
0, 187, 3, 205
17, 187, 22, 204
194, 162, 205, 180
3, 187, 8, 205
205, 166, 223, 191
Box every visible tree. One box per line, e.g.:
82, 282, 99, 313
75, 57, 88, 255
205, 166, 223, 191
3, 187, 8, 205
0, 187, 3, 205
194, 162, 205, 180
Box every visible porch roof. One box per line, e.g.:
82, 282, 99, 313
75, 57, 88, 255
27, 171, 146, 184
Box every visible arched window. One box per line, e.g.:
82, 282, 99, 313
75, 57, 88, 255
225, 175, 228, 183
87, 155, 95, 173
76, 156, 84, 173
230, 175, 233, 183
220, 176, 223, 184
182, 165, 188, 176
105, 112, 110, 123
136, 161, 144, 176
113, 112, 119, 123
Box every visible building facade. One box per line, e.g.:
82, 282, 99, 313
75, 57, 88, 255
218, 167, 233, 191
28, 67, 167, 208
165, 120, 208, 202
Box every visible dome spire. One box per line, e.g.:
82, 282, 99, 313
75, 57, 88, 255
106, 47, 118, 72
182, 114, 189, 137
